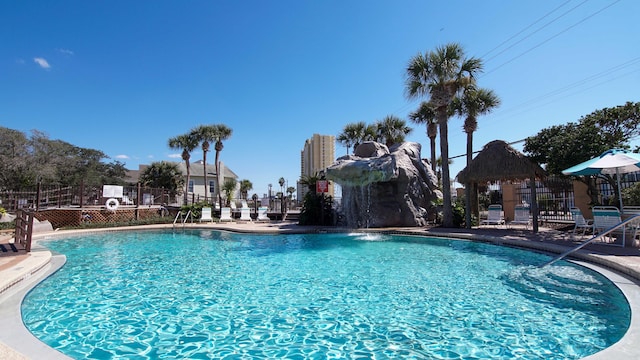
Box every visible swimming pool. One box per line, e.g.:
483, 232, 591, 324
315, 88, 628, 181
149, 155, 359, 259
22, 230, 630, 359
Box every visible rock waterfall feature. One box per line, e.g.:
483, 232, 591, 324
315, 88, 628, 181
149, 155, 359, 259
326, 142, 441, 228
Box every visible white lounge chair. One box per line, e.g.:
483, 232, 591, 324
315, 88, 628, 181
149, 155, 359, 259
219, 207, 234, 222
256, 207, 270, 222
570, 207, 592, 236
239, 208, 252, 222
592, 206, 624, 245
199, 207, 213, 223
481, 205, 505, 227
509, 205, 531, 229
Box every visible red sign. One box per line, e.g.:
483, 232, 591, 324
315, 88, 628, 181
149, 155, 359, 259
316, 180, 329, 193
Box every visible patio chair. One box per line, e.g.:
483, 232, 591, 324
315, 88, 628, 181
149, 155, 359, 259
509, 205, 531, 229
256, 206, 270, 222
239, 207, 252, 222
199, 207, 213, 223
219, 207, 234, 222
570, 207, 592, 236
592, 206, 624, 244
481, 204, 505, 227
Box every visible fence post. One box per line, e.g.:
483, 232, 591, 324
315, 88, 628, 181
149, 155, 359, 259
36, 182, 41, 211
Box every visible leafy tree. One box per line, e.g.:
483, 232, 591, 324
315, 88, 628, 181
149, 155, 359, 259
239, 179, 253, 200
222, 178, 237, 206
0, 127, 124, 190
168, 132, 199, 205
375, 115, 413, 147
524, 101, 640, 205
408, 101, 438, 171
405, 43, 483, 227
286, 186, 296, 200
622, 182, 640, 206
139, 161, 184, 197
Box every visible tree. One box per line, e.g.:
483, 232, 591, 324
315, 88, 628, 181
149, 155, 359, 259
524, 102, 640, 206
451, 86, 501, 228
192, 125, 217, 203
193, 124, 232, 206
405, 43, 482, 227
375, 115, 413, 147
286, 186, 296, 200
168, 132, 199, 205
408, 102, 438, 171
213, 124, 233, 207
239, 179, 253, 200
139, 161, 184, 197
336, 121, 377, 154
222, 178, 237, 206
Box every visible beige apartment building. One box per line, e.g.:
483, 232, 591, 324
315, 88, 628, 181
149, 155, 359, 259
299, 133, 336, 199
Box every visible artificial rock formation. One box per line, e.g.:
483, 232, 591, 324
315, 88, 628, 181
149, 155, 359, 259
326, 141, 441, 228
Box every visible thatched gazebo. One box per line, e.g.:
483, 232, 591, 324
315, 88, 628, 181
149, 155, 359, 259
457, 140, 546, 232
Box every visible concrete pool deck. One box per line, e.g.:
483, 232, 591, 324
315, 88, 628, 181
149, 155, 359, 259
1, 221, 640, 359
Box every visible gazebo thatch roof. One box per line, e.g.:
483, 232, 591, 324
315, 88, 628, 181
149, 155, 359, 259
456, 140, 546, 184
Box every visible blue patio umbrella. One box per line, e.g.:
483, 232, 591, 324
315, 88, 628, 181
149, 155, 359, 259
562, 149, 640, 211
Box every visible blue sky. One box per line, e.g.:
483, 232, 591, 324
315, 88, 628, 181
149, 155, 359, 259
2, 0, 639, 197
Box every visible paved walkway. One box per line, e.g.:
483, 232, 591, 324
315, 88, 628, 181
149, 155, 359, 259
1, 222, 640, 359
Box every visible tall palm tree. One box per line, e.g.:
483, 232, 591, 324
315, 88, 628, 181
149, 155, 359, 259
375, 115, 413, 147
192, 125, 217, 203
408, 102, 438, 171
168, 133, 199, 205
405, 43, 483, 227
451, 86, 501, 228
212, 124, 233, 207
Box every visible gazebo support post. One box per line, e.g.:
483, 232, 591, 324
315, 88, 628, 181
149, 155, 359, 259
531, 174, 539, 233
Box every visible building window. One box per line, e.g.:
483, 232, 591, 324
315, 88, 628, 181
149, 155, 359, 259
209, 180, 215, 194
188, 180, 194, 193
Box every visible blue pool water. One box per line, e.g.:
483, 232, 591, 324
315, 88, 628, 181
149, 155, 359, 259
22, 230, 630, 359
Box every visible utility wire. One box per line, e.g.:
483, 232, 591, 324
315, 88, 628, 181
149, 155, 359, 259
484, 0, 621, 77
484, 0, 587, 63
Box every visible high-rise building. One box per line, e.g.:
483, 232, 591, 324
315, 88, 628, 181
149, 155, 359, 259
299, 133, 336, 199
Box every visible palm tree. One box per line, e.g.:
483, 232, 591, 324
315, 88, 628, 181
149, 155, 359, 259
168, 133, 199, 205
375, 115, 413, 147
192, 125, 217, 203
337, 121, 377, 154
451, 86, 501, 228
408, 102, 438, 171
193, 124, 232, 205
239, 179, 253, 200
213, 124, 233, 207
405, 43, 483, 227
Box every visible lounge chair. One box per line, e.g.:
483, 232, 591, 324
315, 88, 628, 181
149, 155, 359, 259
256, 206, 270, 222
219, 207, 234, 222
570, 207, 592, 236
239, 208, 252, 222
199, 207, 213, 223
509, 205, 531, 229
481, 204, 505, 227
592, 206, 626, 245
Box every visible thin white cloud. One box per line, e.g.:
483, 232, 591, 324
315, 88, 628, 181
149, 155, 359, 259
16, 58, 25, 64
168, 153, 182, 159
33, 57, 50, 69
57, 48, 74, 55
115, 154, 130, 160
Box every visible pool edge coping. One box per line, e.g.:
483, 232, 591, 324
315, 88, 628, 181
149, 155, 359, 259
1, 224, 639, 359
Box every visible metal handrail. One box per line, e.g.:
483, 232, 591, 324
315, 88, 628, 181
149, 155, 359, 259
542, 214, 640, 267
172, 210, 192, 229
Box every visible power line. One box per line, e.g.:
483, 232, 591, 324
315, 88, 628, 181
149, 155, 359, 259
483, 0, 587, 63
484, 0, 621, 77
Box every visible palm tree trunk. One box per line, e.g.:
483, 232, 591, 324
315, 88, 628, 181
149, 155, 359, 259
184, 162, 191, 206
215, 150, 223, 208
203, 151, 208, 202
438, 109, 453, 227
465, 132, 473, 228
